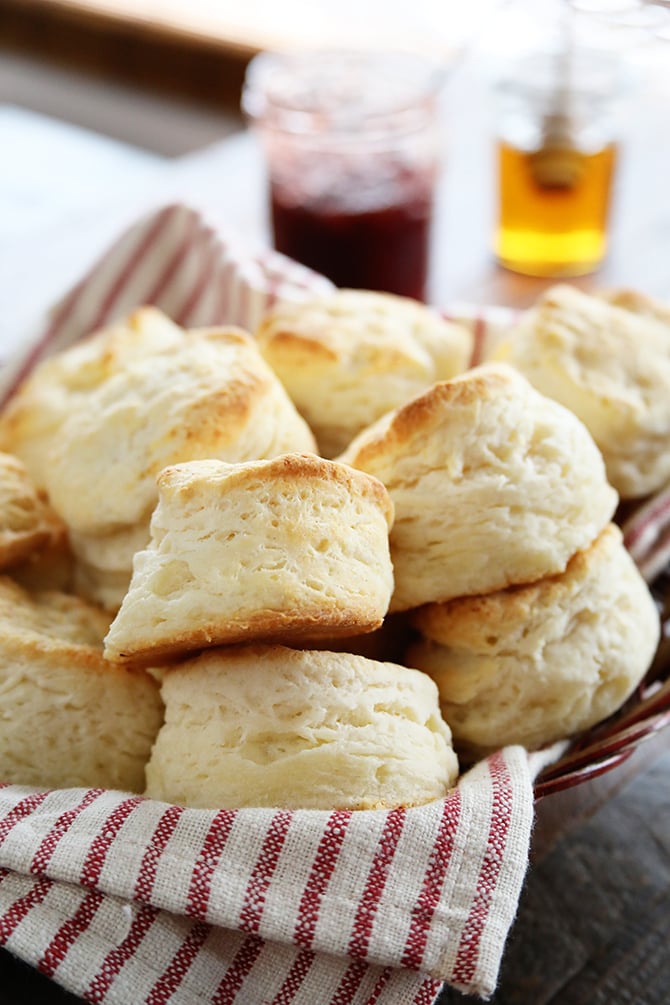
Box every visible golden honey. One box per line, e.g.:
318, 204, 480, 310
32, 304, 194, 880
495, 140, 617, 277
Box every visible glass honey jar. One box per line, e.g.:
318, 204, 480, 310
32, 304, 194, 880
493, 47, 624, 277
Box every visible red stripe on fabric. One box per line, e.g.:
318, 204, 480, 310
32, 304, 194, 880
293, 809, 351, 949
185, 808, 237, 919
211, 933, 264, 1005
0, 291, 80, 406
237, 274, 254, 330
30, 789, 105, 876
134, 804, 185, 903
0, 875, 52, 943
174, 239, 219, 327
86, 206, 176, 334
80, 796, 144, 888
367, 966, 393, 1004
470, 315, 487, 367
141, 214, 199, 308
39, 888, 105, 978
86, 903, 159, 1003
451, 751, 513, 986
40, 282, 87, 345
213, 257, 235, 325
414, 978, 446, 1004
401, 792, 462, 970
330, 959, 370, 1005
348, 808, 405, 960
146, 919, 211, 1005
254, 250, 283, 311
0, 790, 50, 845
238, 810, 292, 935
640, 521, 670, 581
267, 947, 316, 1005
623, 490, 670, 552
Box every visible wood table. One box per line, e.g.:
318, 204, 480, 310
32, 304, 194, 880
1, 62, 669, 1002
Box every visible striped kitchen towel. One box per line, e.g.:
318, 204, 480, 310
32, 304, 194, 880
0, 748, 534, 1005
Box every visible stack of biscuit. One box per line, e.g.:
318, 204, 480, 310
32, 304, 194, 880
103, 452, 459, 810
339, 362, 660, 760
0, 283, 662, 803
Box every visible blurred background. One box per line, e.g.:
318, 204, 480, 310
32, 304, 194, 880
3, 0, 670, 150
2, 0, 670, 337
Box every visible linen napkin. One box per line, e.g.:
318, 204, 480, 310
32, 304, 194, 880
0, 203, 662, 1005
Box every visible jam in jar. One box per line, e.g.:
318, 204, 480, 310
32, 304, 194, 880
243, 49, 443, 302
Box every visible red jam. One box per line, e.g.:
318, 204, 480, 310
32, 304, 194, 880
270, 174, 434, 302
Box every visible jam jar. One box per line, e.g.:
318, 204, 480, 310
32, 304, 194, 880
243, 49, 444, 302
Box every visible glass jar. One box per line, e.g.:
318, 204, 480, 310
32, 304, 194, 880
242, 48, 444, 302
493, 46, 625, 277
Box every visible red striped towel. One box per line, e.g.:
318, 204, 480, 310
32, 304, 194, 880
0, 202, 665, 1005
0, 748, 533, 1004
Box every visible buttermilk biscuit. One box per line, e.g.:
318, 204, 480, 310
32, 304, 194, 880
493, 284, 670, 498
0, 576, 164, 791
407, 525, 660, 758
255, 289, 472, 457
0, 307, 184, 489
44, 324, 317, 536
0, 451, 64, 570
145, 644, 458, 810
104, 454, 394, 664
339, 363, 617, 611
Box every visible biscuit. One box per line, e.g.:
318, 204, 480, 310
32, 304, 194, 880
406, 525, 660, 758
0, 307, 184, 489
339, 363, 617, 611
145, 644, 458, 810
0, 577, 164, 791
47, 324, 317, 535
0, 451, 64, 570
493, 284, 670, 498
104, 454, 394, 664
255, 289, 472, 457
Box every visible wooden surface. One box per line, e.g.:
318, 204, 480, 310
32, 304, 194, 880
1, 51, 670, 1004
